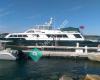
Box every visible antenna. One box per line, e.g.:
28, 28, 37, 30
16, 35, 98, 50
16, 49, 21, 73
46, 17, 53, 30
48, 17, 53, 26
60, 19, 69, 28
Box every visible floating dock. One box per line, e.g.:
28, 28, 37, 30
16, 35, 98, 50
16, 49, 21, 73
42, 51, 88, 57
22, 44, 100, 59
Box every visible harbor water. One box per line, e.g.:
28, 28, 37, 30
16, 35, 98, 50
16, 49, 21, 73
0, 58, 100, 80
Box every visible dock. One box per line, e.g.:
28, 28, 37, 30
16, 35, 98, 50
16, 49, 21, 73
22, 43, 100, 59
7, 42, 99, 61
23, 50, 98, 58
42, 51, 88, 57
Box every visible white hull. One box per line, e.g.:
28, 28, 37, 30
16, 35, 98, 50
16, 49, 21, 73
88, 53, 100, 61
0, 50, 17, 60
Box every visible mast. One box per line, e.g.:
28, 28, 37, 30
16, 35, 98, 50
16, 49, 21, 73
47, 17, 53, 30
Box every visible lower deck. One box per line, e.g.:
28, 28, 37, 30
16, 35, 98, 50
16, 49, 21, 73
0, 38, 100, 50
4, 38, 100, 46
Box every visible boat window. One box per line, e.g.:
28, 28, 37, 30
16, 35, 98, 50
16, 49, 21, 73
18, 35, 22, 37
0, 33, 9, 38
74, 34, 82, 38
10, 35, 17, 37
35, 34, 39, 37
23, 35, 28, 37
9, 35, 13, 37
57, 35, 62, 38
47, 34, 68, 38
27, 30, 34, 33
52, 35, 56, 38
47, 34, 56, 38
42, 32, 45, 33
47, 34, 51, 37
62, 35, 68, 38
14, 35, 17, 37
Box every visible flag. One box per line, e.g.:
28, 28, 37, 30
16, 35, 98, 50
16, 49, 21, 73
80, 26, 85, 29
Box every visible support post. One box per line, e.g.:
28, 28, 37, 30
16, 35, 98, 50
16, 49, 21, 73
76, 42, 79, 48
85, 46, 88, 53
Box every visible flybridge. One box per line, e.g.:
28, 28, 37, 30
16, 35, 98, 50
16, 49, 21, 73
60, 27, 80, 33
24, 18, 53, 33
24, 18, 80, 34
33, 18, 53, 30
25, 28, 80, 34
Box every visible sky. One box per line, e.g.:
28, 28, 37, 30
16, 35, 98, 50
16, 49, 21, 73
0, 0, 100, 35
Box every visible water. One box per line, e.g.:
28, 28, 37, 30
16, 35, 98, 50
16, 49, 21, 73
0, 58, 100, 80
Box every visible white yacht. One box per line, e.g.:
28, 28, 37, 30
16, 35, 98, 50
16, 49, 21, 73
0, 18, 99, 48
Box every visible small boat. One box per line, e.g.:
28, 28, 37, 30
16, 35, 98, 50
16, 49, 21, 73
88, 53, 100, 62
0, 40, 17, 60
0, 49, 17, 60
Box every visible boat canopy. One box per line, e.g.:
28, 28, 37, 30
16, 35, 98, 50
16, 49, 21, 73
60, 27, 80, 32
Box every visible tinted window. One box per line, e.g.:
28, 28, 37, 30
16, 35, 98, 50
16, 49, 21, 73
47, 35, 56, 38
62, 35, 68, 38
10, 35, 17, 37
57, 35, 62, 38
52, 35, 56, 38
74, 34, 82, 38
18, 35, 22, 37
27, 30, 34, 33
42, 32, 45, 33
14, 35, 17, 37
10, 35, 13, 37
23, 35, 28, 37
36, 34, 39, 37
47, 34, 51, 37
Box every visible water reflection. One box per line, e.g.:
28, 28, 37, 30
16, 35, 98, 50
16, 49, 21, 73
0, 58, 100, 80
